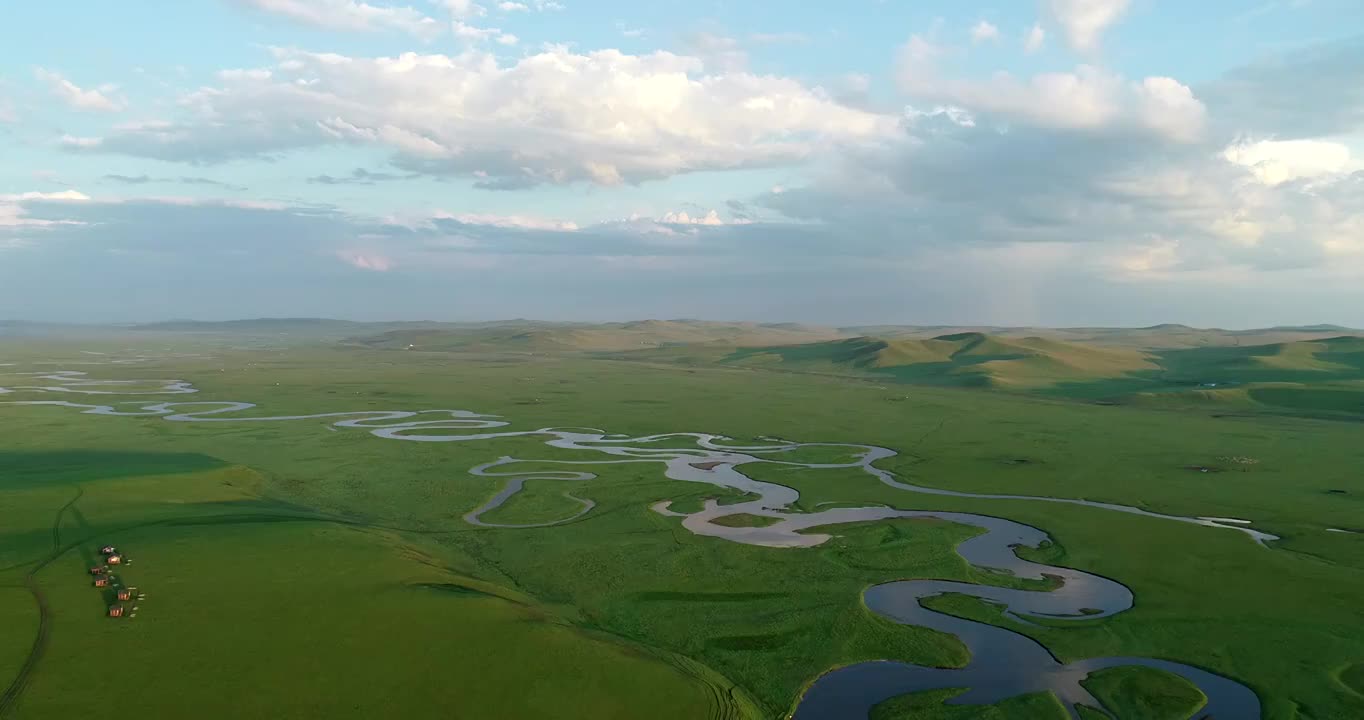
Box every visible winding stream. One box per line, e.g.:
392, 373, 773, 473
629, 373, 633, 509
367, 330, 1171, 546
0, 362, 1270, 718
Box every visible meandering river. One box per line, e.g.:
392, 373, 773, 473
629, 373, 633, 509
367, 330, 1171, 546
1, 364, 1269, 718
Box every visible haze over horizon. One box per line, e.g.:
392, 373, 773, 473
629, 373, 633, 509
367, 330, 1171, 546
6, 315, 1360, 335
4, 1, 1364, 326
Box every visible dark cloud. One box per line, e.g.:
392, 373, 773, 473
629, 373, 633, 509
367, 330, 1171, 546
725, 199, 754, 222
306, 168, 419, 185
104, 174, 153, 184
4, 197, 1362, 327
761, 120, 1171, 251
102, 174, 246, 191
179, 176, 246, 190
1200, 37, 1364, 138
70, 119, 316, 164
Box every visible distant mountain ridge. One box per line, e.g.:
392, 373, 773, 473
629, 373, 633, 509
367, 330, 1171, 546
134, 318, 374, 332
7, 318, 1361, 351
351, 319, 849, 352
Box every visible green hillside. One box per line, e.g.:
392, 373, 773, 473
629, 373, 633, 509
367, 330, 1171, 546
840, 324, 1364, 350
607, 333, 1364, 419
1121, 337, 1364, 417
695, 333, 1158, 390
1158, 336, 1364, 383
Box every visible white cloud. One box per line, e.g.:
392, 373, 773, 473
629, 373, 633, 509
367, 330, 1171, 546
660, 210, 724, 225
229, 0, 441, 38
970, 21, 1000, 44
441, 0, 485, 18
452, 20, 498, 40
497, 1, 527, 10
759, 104, 1364, 283
61, 135, 104, 149
34, 69, 124, 112
1024, 23, 1046, 53
448, 20, 515, 45
427, 210, 580, 231
1046, 0, 1131, 51
73, 47, 897, 187
11, 37, 1364, 327
0, 190, 91, 231
1223, 138, 1355, 185
1134, 76, 1208, 142
897, 48, 1206, 142
1, 190, 92, 202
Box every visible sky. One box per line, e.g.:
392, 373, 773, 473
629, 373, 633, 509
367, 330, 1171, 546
2, 0, 1364, 327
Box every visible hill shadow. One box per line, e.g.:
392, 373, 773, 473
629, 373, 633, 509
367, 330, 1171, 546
1, 450, 228, 490
1046, 338, 1364, 416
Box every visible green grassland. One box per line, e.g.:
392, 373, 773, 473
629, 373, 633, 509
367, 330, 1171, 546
3, 337, 1364, 719
21, 521, 729, 719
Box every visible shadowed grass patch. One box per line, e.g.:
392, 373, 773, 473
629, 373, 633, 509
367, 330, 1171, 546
870, 688, 1069, 719
1082, 665, 1206, 719
0, 450, 226, 490
711, 514, 782, 528
1341, 663, 1364, 697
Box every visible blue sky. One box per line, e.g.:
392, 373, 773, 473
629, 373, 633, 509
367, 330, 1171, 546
3, 0, 1364, 326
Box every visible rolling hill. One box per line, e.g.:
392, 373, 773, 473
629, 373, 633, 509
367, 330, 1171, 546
116, 317, 1363, 351
130, 318, 445, 337
350, 320, 848, 353
617, 333, 1159, 390
608, 333, 1364, 417
1158, 336, 1364, 384
840, 324, 1364, 350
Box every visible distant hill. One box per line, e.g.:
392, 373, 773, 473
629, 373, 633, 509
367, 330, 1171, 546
607, 332, 1364, 417
351, 320, 848, 353
1159, 336, 1364, 384
132, 318, 390, 335
837, 324, 1364, 350
43, 316, 1362, 353
616, 333, 1158, 390
1119, 336, 1364, 417
127, 318, 533, 340
0, 321, 133, 338
1262, 324, 1354, 333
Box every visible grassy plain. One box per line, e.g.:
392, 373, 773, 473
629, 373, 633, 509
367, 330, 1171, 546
2, 337, 1363, 719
